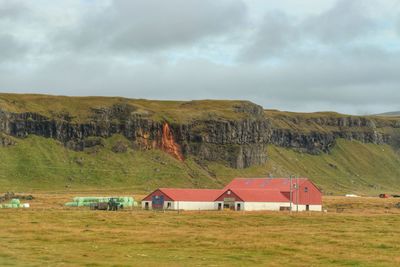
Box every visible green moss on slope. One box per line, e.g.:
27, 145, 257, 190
208, 139, 400, 195
1, 135, 400, 195
0, 135, 224, 191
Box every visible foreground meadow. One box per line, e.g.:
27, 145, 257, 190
0, 195, 400, 266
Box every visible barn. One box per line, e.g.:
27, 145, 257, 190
142, 178, 322, 212
141, 188, 223, 211
222, 178, 322, 211
215, 189, 291, 211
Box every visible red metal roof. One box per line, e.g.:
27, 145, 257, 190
224, 178, 310, 191
143, 178, 322, 205
156, 188, 224, 202
222, 189, 290, 202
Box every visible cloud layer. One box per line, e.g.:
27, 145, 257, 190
0, 0, 399, 114
57, 0, 247, 53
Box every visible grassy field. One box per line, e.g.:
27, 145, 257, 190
0, 194, 400, 266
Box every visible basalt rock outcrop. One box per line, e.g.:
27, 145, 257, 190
0, 101, 399, 169
0, 133, 16, 147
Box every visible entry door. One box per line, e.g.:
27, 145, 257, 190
152, 195, 164, 209
224, 198, 235, 210
236, 203, 241, 211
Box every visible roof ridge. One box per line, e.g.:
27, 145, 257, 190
232, 177, 309, 180
159, 188, 222, 190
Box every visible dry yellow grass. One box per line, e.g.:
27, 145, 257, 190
1, 194, 400, 266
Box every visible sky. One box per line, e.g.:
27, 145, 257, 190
0, 0, 399, 114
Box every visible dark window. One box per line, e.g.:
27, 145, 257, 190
304, 187, 308, 193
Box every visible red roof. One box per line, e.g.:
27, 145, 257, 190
224, 178, 309, 191
143, 178, 321, 204
222, 189, 290, 202
157, 188, 224, 202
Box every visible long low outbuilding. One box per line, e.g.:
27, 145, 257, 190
142, 178, 322, 212
142, 188, 224, 210
222, 178, 322, 212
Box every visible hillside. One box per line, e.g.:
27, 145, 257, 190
1, 93, 400, 194
376, 111, 400, 117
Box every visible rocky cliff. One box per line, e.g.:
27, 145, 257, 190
0, 94, 399, 169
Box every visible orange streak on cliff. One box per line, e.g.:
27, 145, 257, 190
161, 123, 184, 161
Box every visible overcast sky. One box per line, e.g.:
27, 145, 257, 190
0, 0, 399, 114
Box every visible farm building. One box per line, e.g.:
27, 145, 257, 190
223, 178, 322, 211
142, 178, 322, 212
141, 188, 223, 211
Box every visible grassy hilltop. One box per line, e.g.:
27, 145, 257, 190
1, 93, 400, 194
0, 93, 254, 123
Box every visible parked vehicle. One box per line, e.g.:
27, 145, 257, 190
89, 198, 124, 211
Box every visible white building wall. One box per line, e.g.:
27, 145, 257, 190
244, 202, 290, 211
243, 202, 322, 212
142, 200, 322, 212
295, 204, 322, 212
173, 201, 217, 211
142, 201, 217, 210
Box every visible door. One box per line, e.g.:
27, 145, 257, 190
223, 198, 235, 210
152, 195, 164, 209
218, 203, 222, 210
306, 205, 310, 211
236, 203, 241, 211
144, 202, 149, 210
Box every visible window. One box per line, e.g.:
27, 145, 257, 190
304, 187, 308, 193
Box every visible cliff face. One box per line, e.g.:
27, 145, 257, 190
1, 100, 399, 169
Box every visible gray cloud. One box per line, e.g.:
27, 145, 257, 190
0, 1, 34, 62
0, 0, 28, 19
397, 17, 400, 34
57, 0, 247, 53
303, 0, 376, 44
0, 34, 29, 63
238, 11, 298, 61
1, 46, 399, 115
0, 0, 399, 115
239, 0, 377, 61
